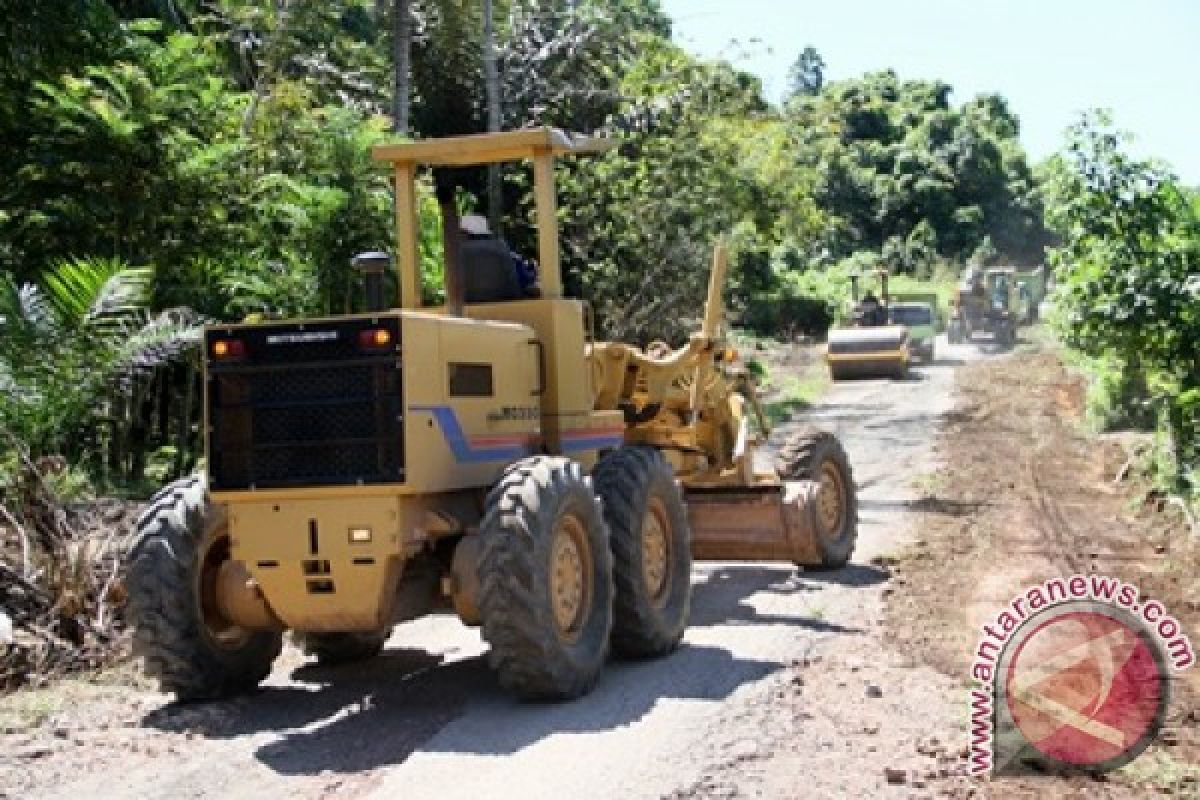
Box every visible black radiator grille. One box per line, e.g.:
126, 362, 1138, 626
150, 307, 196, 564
206, 318, 404, 490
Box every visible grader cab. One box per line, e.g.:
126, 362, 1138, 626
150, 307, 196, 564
126, 128, 858, 702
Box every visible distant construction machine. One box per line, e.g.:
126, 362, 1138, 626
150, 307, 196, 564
825, 270, 910, 380
948, 266, 1019, 346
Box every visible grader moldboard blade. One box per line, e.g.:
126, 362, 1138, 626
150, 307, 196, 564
687, 483, 826, 565
826, 325, 909, 380
684, 427, 859, 569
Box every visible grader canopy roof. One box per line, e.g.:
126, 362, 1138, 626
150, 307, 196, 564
370, 128, 614, 309
371, 127, 615, 167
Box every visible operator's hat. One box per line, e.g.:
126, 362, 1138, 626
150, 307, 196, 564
460, 214, 491, 236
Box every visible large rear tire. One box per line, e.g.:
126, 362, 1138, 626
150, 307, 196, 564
477, 457, 613, 700
299, 630, 388, 666
125, 477, 282, 701
776, 430, 858, 569
593, 447, 692, 659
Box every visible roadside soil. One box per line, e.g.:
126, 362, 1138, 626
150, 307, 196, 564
885, 340, 1199, 797
1, 330, 1194, 799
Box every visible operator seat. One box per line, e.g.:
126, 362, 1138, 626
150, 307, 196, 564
462, 236, 524, 303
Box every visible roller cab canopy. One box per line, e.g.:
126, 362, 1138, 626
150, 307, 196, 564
371, 128, 615, 310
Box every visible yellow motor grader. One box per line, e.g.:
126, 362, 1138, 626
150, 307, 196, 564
126, 129, 858, 701
825, 270, 910, 380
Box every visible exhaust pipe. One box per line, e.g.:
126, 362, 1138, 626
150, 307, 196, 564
353, 251, 391, 312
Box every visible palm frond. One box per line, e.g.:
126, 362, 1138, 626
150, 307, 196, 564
86, 267, 155, 331
0, 275, 58, 347
42, 257, 127, 329
107, 308, 204, 392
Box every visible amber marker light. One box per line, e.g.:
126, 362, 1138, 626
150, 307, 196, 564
358, 328, 392, 349
211, 339, 245, 359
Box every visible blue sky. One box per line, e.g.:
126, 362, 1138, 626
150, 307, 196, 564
660, 0, 1200, 183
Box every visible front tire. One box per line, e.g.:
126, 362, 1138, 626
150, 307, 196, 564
125, 477, 282, 701
476, 457, 614, 700
776, 430, 858, 569
594, 447, 692, 659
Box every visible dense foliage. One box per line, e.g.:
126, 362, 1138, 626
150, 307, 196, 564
1044, 112, 1198, 494
1, 2, 1054, 491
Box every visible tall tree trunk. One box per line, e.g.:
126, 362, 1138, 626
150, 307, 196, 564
483, 0, 502, 229
392, 0, 412, 135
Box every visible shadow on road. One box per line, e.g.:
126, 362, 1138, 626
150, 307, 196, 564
417, 642, 782, 759
141, 559, 870, 774
141, 646, 460, 734
907, 495, 994, 516
797, 563, 889, 588
960, 338, 1016, 355
687, 564, 876, 630
924, 356, 967, 367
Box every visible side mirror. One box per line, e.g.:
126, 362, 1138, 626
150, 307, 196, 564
352, 251, 391, 312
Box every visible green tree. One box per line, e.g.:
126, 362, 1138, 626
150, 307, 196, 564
784, 46, 824, 100
784, 70, 1049, 267
0, 258, 201, 482
1046, 111, 1199, 490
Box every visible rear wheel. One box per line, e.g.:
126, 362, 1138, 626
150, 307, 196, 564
476, 457, 613, 700
776, 430, 858, 569
125, 477, 282, 701
594, 447, 692, 658
299, 630, 388, 666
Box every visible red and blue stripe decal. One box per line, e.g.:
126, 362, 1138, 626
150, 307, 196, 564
411, 405, 536, 463
411, 405, 624, 463
559, 426, 625, 453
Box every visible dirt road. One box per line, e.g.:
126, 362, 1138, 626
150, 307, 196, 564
4, 337, 991, 799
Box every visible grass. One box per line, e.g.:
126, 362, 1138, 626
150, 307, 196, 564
909, 471, 943, 494
0, 689, 64, 731
1115, 748, 1200, 793
0, 662, 147, 733
729, 328, 791, 353
887, 273, 957, 328
763, 371, 829, 429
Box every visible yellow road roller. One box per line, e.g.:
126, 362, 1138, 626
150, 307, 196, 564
825, 271, 909, 380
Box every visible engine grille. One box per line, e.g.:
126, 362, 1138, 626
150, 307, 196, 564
205, 318, 404, 490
